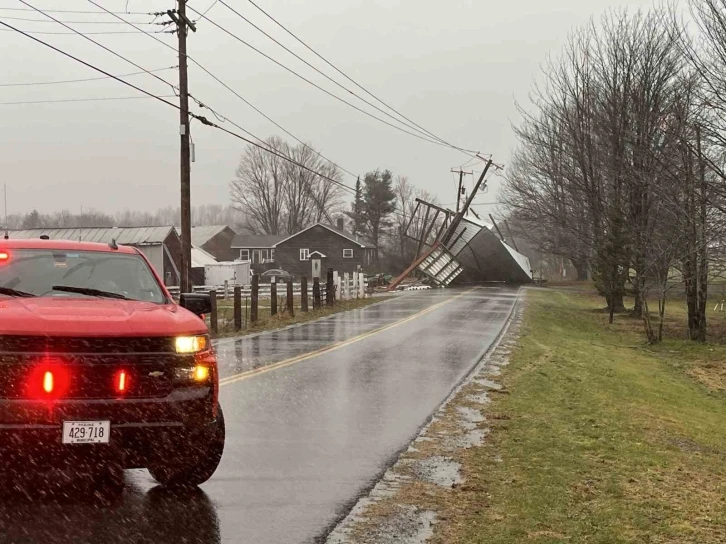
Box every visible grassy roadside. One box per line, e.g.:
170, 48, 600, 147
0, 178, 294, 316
437, 288, 726, 544
209, 296, 391, 338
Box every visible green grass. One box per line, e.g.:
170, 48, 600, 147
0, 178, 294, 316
441, 289, 726, 544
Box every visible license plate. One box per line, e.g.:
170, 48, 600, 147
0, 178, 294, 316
62, 421, 110, 444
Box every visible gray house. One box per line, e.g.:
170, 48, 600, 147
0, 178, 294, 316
273, 223, 376, 279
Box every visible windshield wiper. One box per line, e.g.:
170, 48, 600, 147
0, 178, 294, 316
51, 285, 129, 300
0, 286, 36, 298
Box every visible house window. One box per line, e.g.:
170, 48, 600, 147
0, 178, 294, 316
240, 249, 250, 261
300, 248, 310, 261
343, 249, 354, 259
270, 249, 275, 262
252, 250, 261, 264
261, 249, 269, 262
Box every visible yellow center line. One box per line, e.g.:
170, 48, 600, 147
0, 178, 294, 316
219, 287, 478, 388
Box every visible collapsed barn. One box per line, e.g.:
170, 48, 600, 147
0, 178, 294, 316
390, 161, 532, 289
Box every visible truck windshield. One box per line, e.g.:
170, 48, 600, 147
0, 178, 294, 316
0, 249, 166, 303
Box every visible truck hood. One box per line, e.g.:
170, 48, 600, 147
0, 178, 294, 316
0, 297, 207, 337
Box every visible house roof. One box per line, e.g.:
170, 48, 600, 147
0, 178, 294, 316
174, 225, 234, 247
191, 245, 218, 268
231, 234, 286, 248
274, 223, 376, 249
7, 226, 177, 246
326, 223, 376, 248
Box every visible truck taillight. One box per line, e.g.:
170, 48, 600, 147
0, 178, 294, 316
116, 370, 128, 393
0, 251, 8, 262
28, 363, 70, 399
43, 371, 54, 394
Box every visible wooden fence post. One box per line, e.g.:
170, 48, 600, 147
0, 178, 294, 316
313, 277, 321, 309
326, 268, 335, 307
270, 280, 278, 316
234, 285, 242, 332
301, 276, 309, 312
209, 290, 218, 336
343, 272, 349, 300
286, 280, 294, 317
359, 272, 366, 298
251, 274, 259, 323
224, 280, 229, 300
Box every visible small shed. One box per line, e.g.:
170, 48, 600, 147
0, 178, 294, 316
191, 245, 218, 286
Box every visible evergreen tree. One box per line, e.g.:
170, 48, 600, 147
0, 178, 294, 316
345, 177, 366, 236
361, 170, 396, 262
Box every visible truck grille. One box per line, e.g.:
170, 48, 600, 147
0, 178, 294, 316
0, 336, 176, 354
0, 337, 189, 400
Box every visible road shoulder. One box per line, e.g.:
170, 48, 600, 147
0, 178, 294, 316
326, 292, 525, 544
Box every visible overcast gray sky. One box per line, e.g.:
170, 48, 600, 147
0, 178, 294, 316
0, 0, 662, 217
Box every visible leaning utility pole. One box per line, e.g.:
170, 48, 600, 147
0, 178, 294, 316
169, 0, 196, 292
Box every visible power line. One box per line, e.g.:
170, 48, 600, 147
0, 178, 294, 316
0, 7, 157, 15
0, 66, 177, 87
0, 95, 176, 105
0, 19, 181, 111
88, 0, 361, 181
16, 1, 178, 96
21, 0, 354, 196
0, 26, 171, 35
186, 5, 478, 154
0, 13, 420, 223
202, 1, 457, 149
2, 7, 358, 198
0, 14, 160, 24
236, 0, 476, 154
196, 0, 219, 19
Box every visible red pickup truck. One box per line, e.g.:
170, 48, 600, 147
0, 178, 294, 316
0, 238, 225, 488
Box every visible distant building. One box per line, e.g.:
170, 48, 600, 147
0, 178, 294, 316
7, 226, 182, 286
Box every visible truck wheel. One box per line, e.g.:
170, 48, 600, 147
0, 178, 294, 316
149, 405, 225, 488
91, 462, 125, 500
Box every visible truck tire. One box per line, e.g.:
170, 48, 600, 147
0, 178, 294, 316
149, 405, 225, 488
92, 462, 125, 499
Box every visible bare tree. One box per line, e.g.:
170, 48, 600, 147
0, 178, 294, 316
284, 143, 344, 230
231, 136, 288, 235
503, 6, 722, 338
230, 136, 345, 235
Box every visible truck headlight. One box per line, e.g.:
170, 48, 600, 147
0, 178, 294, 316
175, 335, 208, 354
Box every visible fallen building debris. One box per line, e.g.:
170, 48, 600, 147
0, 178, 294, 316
389, 160, 532, 290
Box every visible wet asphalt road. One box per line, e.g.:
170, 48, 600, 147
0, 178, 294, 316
0, 287, 519, 544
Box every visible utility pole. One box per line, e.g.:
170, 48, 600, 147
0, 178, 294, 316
169, 0, 196, 292
442, 160, 493, 245
3, 184, 8, 240
451, 168, 472, 214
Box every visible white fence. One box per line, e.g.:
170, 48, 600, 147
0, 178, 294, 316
168, 272, 367, 301
332, 271, 367, 301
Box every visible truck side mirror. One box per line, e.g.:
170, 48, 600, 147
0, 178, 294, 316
180, 293, 212, 316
